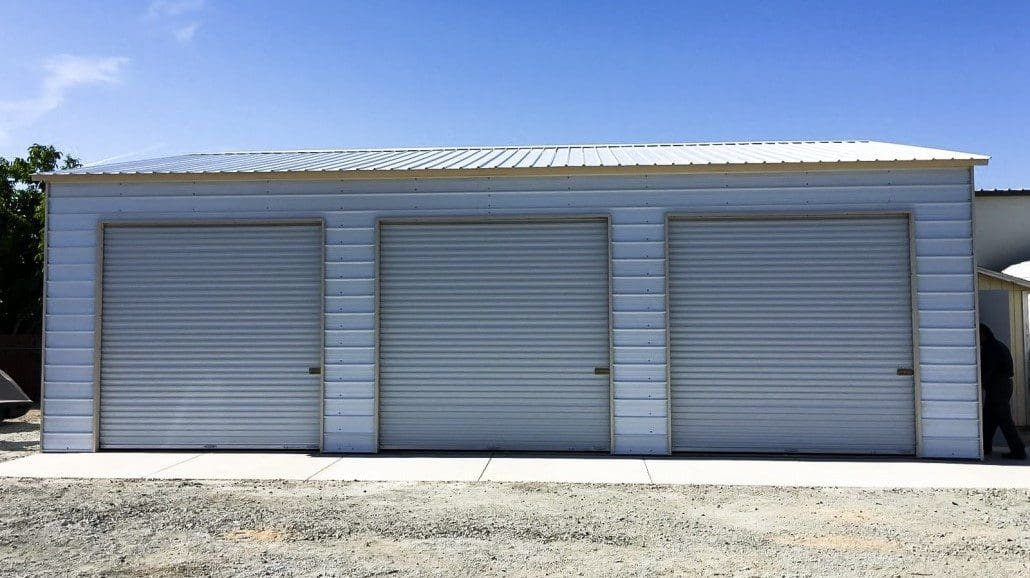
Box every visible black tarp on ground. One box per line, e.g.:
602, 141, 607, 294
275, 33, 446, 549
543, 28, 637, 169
0, 370, 31, 420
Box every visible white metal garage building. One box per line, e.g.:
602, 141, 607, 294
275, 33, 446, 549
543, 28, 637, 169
35, 140, 989, 458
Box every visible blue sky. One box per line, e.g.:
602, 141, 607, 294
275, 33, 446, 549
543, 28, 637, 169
1, 1, 1027, 188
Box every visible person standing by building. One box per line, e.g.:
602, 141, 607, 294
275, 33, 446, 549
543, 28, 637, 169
980, 324, 1027, 459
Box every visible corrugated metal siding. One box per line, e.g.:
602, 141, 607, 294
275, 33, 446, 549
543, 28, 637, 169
49, 141, 987, 176
98, 224, 322, 449
41, 168, 979, 458
668, 217, 916, 454
378, 220, 611, 451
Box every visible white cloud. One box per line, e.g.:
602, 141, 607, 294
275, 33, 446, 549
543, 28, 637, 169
146, 0, 205, 42
147, 0, 205, 19
173, 22, 200, 43
0, 55, 129, 142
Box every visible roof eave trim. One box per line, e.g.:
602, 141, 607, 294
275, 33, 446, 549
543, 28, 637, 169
33, 158, 988, 183
975, 189, 1030, 197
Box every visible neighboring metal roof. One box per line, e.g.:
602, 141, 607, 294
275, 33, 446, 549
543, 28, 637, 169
976, 189, 1030, 197
38, 140, 988, 179
978, 267, 1030, 292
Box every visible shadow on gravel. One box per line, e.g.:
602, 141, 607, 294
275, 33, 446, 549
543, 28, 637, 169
0, 440, 38, 452
0, 421, 39, 435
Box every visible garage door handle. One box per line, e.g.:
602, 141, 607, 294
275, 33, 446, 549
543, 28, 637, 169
593, 367, 610, 375
308, 366, 322, 375
896, 368, 914, 376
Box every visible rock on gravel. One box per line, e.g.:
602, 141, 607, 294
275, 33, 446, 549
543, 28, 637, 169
0, 478, 1027, 577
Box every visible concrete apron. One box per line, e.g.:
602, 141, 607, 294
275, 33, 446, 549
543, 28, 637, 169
0, 452, 1029, 488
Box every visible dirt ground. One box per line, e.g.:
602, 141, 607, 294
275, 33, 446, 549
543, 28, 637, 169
0, 413, 1028, 576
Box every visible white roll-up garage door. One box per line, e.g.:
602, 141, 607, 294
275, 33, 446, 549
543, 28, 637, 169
378, 219, 611, 451
99, 223, 323, 449
668, 215, 916, 454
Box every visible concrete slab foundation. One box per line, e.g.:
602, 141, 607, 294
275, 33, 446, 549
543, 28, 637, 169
311, 455, 489, 482
480, 456, 650, 484
1, 452, 1028, 488
0, 452, 200, 479
147, 452, 339, 480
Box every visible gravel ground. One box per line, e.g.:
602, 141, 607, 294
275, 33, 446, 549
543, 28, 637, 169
0, 408, 39, 463
0, 412, 1028, 576
0, 478, 1026, 576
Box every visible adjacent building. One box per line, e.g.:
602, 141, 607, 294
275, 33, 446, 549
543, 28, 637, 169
975, 189, 1030, 431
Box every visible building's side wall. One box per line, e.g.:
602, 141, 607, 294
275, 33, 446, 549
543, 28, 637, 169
975, 196, 1030, 431
43, 168, 979, 457
975, 195, 1030, 271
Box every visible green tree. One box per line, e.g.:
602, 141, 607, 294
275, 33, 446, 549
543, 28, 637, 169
0, 144, 81, 335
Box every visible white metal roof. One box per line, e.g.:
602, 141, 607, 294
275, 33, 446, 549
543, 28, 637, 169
40, 140, 988, 178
